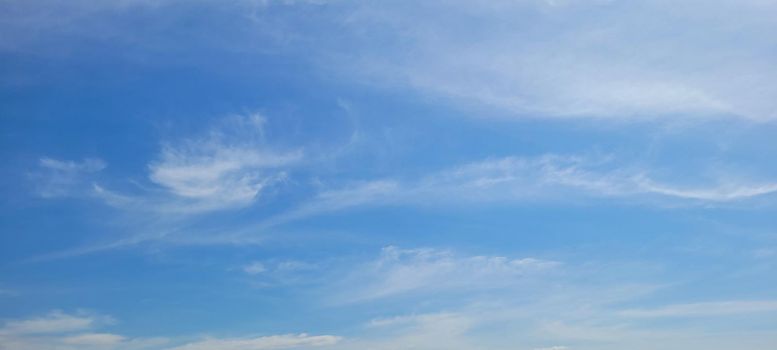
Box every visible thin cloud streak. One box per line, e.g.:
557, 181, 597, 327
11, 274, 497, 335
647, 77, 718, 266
165, 334, 341, 350
0, 311, 337, 350
261, 154, 777, 228
619, 300, 777, 318
332, 246, 560, 302
32, 157, 106, 198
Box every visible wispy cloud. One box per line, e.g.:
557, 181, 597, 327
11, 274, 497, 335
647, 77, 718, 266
62, 333, 126, 346
634, 179, 777, 202
0, 310, 104, 335
31, 149, 777, 259
8, 1, 777, 121
242, 260, 318, 276
327, 0, 777, 121
242, 261, 268, 275
238, 259, 323, 289
348, 312, 476, 350
32, 157, 105, 198
335, 246, 560, 302
344, 294, 777, 350
0, 311, 339, 350
32, 114, 300, 214
619, 300, 777, 318
0, 310, 164, 350
27, 113, 303, 259
166, 334, 341, 350
261, 246, 777, 349
263, 154, 777, 227
146, 114, 301, 212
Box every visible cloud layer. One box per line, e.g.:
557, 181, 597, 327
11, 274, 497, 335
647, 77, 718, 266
327, 0, 777, 120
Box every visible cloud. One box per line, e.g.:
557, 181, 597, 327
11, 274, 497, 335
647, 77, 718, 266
39, 158, 106, 173
29, 113, 305, 259
421, 155, 777, 203
6, 0, 777, 120
0, 311, 154, 350
63, 333, 126, 346
33, 149, 777, 260
346, 295, 777, 350
263, 154, 777, 227
634, 179, 777, 202
242, 260, 318, 276
165, 334, 341, 350
326, 0, 777, 120
68, 114, 301, 214
33, 157, 106, 198
259, 180, 400, 227
336, 246, 560, 301
348, 313, 476, 350
0, 311, 343, 350
238, 259, 323, 289
249, 246, 777, 349
147, 113, 301, 212
0, 310, 103, 335
619, 300, 777, 318
243, 261, 268, 275
8, 0, 777, 120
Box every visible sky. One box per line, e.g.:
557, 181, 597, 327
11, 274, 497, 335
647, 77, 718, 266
1, 0, 777, 349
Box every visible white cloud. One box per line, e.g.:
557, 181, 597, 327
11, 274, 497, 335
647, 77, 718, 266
263, 154, 777, 226
6, 1, 777, 120
30, 114, 304, 258
337, 246, 560, 301
39, 158, 106, 173
243, 261, 268, 275
258, 180, 400, 227
634, 179, 777, 202
166, 334, 341, 350
0, 310, 101, 335
426, 155, 777, 203
147, 114, 301, 212
0, 311, 342, 350
348, 313, 476, 350
0, 311, 159, 350
75, 113, 298, 215
345, 295, 777, 350
33, 157, 106, 198
276, 260, 317, 272
63, 333, 126, 346
328, 0, 777, 120
237, 259, 323, 289
242, 260, 318, 276
619, 300, 777, 318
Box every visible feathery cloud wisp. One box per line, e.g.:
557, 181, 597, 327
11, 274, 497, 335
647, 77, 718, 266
147, 114, 301, 212
33, 157, 105, 198
336, 246, 560, 302
166, 334, 341, 350
262, 154, 777, 227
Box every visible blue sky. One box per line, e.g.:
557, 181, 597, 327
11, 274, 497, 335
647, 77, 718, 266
1, 1, 777, 349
